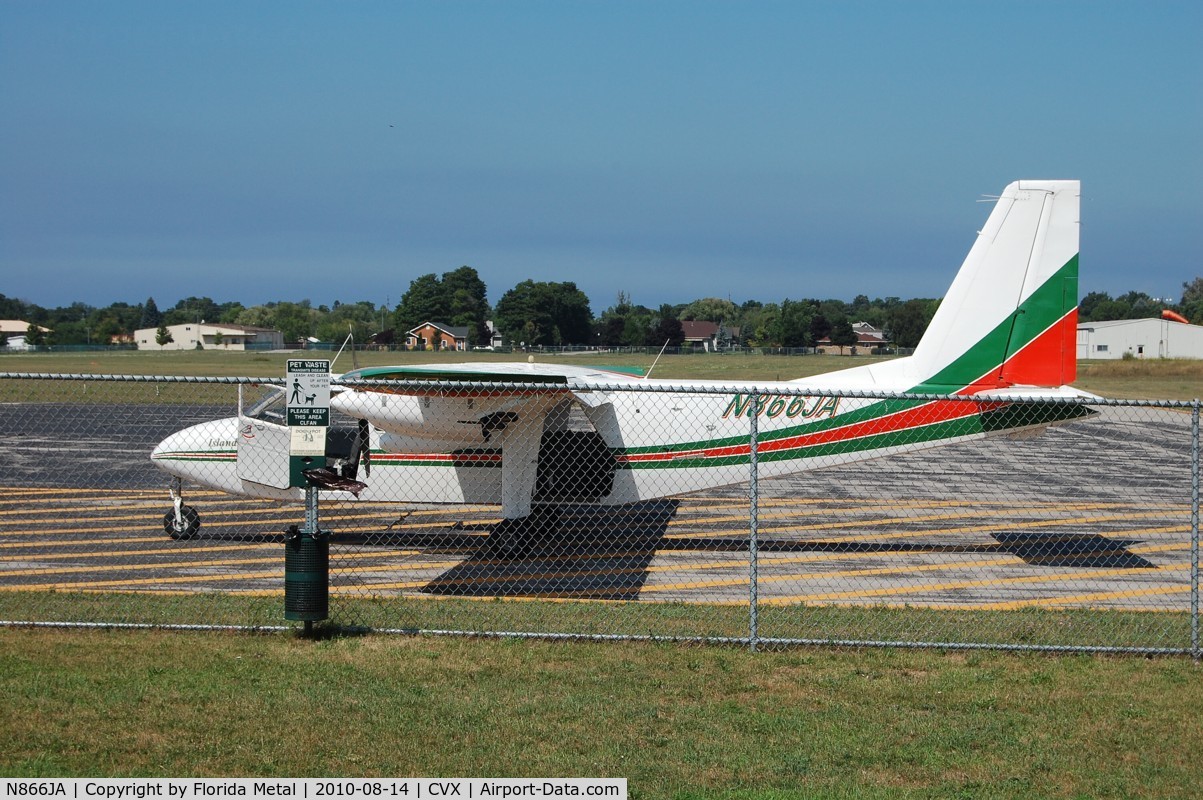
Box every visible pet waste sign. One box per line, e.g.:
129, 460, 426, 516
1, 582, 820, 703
286, 359, 330, 487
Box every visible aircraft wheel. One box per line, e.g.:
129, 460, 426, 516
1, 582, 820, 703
164, 505, 201, 540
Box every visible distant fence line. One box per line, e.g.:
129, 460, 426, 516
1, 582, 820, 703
3, 343, 913, 357
0, 373, 1197, 658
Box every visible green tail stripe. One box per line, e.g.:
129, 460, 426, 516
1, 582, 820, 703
913, 255, 1078, 392
621, 403, 1093, 470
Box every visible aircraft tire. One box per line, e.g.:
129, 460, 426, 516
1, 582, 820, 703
164, 505, 201, 540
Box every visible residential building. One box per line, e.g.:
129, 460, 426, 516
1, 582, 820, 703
816, 321, 891, 354
681, 321, 740, 351
405, 321, 469, 351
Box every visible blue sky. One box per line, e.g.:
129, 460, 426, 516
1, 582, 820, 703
1, 1, 1199, 314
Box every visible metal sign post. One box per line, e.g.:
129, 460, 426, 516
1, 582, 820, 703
284, 359, 331, 631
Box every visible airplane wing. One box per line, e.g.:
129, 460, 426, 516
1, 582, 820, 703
341, 365, 568, 387
338, 362, 642, 388
331, 362, 642, 517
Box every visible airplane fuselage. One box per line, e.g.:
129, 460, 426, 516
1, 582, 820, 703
151, 368, 1092, 515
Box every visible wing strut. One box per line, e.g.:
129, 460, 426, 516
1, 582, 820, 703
500, 416, 543, 519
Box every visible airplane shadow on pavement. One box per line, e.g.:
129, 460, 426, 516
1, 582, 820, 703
421, 500, 682, 600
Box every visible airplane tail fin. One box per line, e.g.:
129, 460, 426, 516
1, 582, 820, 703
910, 180, 1080, 394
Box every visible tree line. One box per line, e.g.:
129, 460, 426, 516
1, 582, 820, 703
2, 271, 1200, 350
1079, 283, 1203, 325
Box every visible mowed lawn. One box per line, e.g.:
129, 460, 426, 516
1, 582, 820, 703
2, 348, 1202, 399
1, 628, 1200, 799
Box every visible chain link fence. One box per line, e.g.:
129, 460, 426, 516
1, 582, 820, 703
1, 373, 1198, 657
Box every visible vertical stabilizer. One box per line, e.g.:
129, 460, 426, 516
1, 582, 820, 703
911, 180, 1080, 393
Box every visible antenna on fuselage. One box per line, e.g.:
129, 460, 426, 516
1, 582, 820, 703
331, 325, 358, 374
644, 339, 671, 380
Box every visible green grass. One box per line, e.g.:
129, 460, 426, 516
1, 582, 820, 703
1, 591, 1193, 654
3, 349, 1200, 400
1, 627, 1199, 798
1075, 358, 1203, 401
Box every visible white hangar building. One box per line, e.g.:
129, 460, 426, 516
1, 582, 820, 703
135, 322, 284, 351
1077, 318, 1203, 360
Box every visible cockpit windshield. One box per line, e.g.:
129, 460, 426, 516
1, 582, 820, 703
244, 386, 286, 424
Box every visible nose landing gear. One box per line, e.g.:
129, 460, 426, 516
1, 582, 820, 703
163, 477, 202, 540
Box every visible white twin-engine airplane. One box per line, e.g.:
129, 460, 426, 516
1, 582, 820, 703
152, 180, 1093, 539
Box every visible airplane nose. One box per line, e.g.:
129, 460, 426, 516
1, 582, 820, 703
151, 429, 185, 462
150, 419, 239, 479
151, 430, 188, 484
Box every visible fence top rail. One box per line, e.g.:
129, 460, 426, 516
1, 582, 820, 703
2, 371, 1199, 408
0, 372, 281, 386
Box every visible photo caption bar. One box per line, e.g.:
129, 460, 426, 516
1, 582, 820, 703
2, 780, 626, 800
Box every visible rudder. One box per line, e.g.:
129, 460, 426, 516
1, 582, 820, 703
911, 180, 1080, 393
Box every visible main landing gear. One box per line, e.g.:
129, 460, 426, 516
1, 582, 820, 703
163, 477, 202, 540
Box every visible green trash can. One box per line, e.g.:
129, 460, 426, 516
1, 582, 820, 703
284, 525, 329, 622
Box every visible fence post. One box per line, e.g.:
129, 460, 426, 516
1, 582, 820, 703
749, 392, 760, 652
1191, 400, 1199, 662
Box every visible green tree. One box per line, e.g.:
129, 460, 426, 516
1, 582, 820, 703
218, 302, 246, 324
235, 305, 275, 329
809, 312, 832, 344
857, 296, 892, 330
1089, 297, 1128, 322
92, 314, 123, 344
103, 302, 142, 337
140, 297, 162, 329
740, 302, 778, 348
597, 314, 625, 346
885, 299, 938, 348
494, 280, 592, 346
598, 292, 653, 347
495, 281, 554, 347
0, 293, 33, 320
443, 266, 490, 345
681, 297, 738, 323
155, 324, 174, 346
165, 296, 222, 325
1116, 291, 1158, 319
620, 315, 651, 347
1180, 277, 1203, 324
393, 267, 490, 345
817, 299, 850, 325
316, 300, 385, 343
646, 304, 684, 348
1078, 291, 1113, 322
41, 302, 96, 345
771, 299, 814, 348
271, 301, 316, 344
829, 318, 858, 352
394, 274, 450, 333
